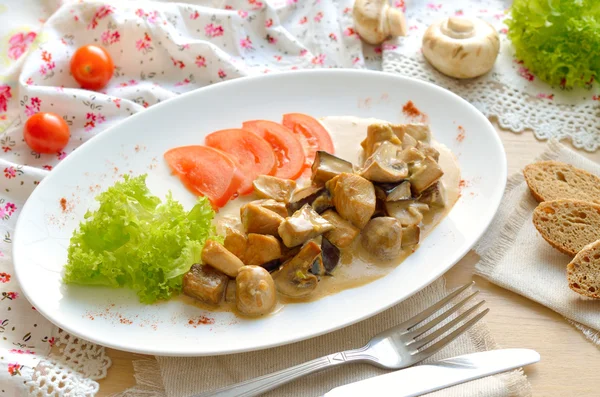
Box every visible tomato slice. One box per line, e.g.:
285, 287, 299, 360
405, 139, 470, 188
205, 129, 277, 195
164, 146, 243, 208
282, 113, 335, 167
242, 120, 305, 180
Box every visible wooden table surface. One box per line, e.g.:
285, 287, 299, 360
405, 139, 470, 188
97, 123, 600, 396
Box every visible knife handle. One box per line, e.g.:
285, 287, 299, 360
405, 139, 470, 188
193, 348, 370, 397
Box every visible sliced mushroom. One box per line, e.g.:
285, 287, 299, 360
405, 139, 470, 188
236, 265, 277, 316
422, 17, 500, 79
359, 141, 408, 183
361, 217, 403, 260
398, 147, 426, 164
201, 239, 245, 278
409, 156, 444, 195
183, 264, 229, 305
353, 0, 407, 45
273, 241, 321, 298
252, 199, 289, 218
363, 123, 402, 159
244, 233, 282, 267
321, 209, 360, 249
416, 141, 440, 162
418, 182, 446, 208
287, 185, 328, 214
223, 227, 248, 262
321, 237, 341, 274
311, 151, 354, 185
240, 202, 285, 236
374, 181, 412, 202
401, 224, 421, 248
385, 200, 428, 226
330, 173, 376, 229
278, 204, 334, 247
253, 175, 296, 203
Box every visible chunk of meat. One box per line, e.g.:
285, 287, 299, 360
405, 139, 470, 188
410, 156, 444, 194
201, 239, 245, 277
359, 141, 408, 183
385, 200, 429, 226
240, 202, 285, 236
418, 182, 446, 208
398, 147, 425, 163
224, 228, 248, 261
183, 264, 229, 305
273, 241, 321, 298
361, 217, 403, 260
416, 141, 440, 162
392, 123, 431, 143
245, 233, 282, 266
362, 123, 402, 158
278, 204, 333, 247
329, 173, 376, 229
252, 199, 289, 218
321, 210, 360, 248
253, 175, 296, 203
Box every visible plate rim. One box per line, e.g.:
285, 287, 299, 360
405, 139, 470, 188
14, 69, 507, 356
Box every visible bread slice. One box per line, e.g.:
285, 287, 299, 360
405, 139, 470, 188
523, 161, 600, 204
567, 239, 600, 299
533, 199, 600, 256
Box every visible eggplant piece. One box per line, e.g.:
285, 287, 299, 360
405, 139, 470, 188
398, 147, 425, 164
309, 255, 325, 276
374, 181, 412, 202
260, 258, 282, 273
416, 141, 440, 162
273, 241, 321, 298
385, 200, 427, 226
359, 141, 408, 183
236, 265, 277, 316
253, 175, 296, 203
401, 224, 421, 247
418, 182, 446, 208
361, 217, 403, 260
278, 204, 334, 248
321, 210, 360, 248
409, 156, 444, 195
245, 233, 282, 267
372, 199, 387, 218
321, 237, 340, 275
202, 240, 245, 278
330, 173, 376, 229
224, 228, 247, 261
183, 264, 229, 305
287, 185, 325, 214
240, 202, 285, 236
363, 123, 402, 158
311, 151, 354, 185
252, 199, 289, 218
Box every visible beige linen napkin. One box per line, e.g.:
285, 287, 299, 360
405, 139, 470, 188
118, 278, 531, 397
475, 139, 600, 345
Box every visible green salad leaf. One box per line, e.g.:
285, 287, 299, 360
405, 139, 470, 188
64, 174, 219, 303
507, 0, 600, 88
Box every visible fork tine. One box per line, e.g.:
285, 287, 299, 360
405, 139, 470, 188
398, 282, 473, 331
404, 290, 480, 340
411, 308, 490, 363
408, 300, 486, 350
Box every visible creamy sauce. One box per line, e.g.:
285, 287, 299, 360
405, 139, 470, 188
210, 116, 461, 311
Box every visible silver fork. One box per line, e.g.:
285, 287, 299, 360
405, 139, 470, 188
195, 282, 488, 397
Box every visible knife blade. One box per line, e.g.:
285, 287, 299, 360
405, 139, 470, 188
324, 348, 540, 397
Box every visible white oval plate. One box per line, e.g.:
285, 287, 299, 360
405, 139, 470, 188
14, 70, 506, 356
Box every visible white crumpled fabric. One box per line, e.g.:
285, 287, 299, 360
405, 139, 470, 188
382, 0, 600, 151
0, 0, 363, 395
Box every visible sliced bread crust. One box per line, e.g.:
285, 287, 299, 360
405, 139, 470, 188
567, 239, 600, 299
523, 161, 600, 204
533, 199, 600, 256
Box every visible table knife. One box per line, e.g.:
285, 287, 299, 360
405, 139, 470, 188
324, 348, 540, 397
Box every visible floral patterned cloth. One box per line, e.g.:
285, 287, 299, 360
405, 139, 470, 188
0, 0, 364, 394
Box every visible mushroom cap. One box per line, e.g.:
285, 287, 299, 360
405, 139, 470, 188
422, 17, 500, 79
236, 265, 277, 316
353, 0, 407, 45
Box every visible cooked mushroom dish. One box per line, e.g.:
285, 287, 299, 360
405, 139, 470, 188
181, 117, 460, 317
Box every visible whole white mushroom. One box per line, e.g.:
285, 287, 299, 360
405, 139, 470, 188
422, 17, 500, 79
353, 0, 407, 45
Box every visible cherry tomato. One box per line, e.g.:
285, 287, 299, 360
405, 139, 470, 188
24, 112, 70, 154
70, 45, 114, 90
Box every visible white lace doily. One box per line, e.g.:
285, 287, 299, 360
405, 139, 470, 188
382, 0, 600, 152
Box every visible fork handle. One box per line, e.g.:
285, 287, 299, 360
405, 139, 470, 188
193, 348, 370, 397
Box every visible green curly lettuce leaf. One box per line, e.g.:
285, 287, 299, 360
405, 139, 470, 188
507, 0, 600, 88
63, 174, 219, 303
